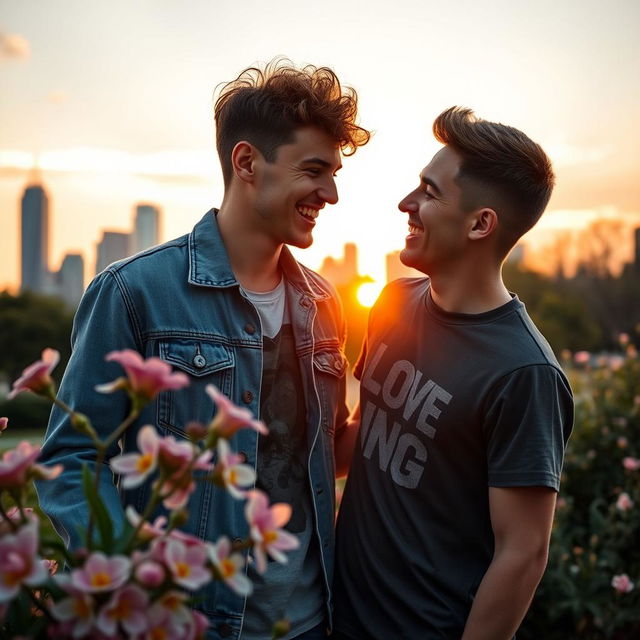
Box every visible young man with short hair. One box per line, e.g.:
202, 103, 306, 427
333, 107, 573, 640
37, 60, 369, 640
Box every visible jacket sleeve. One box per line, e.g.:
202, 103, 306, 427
35, 269, 142, 549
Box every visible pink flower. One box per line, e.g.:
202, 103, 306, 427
612, 573, 635, 593
208, 536, 252, 596
623, 457, 640, 471
97, 349, 189, 401
616, 492, 633, 512
0, 417, 7, 433
8, 348, 59, 399
163, 537, 211, 591
161, 476, 197, 511
573, 350, 590, 365
206, 385, 268, 438
0, 521, 49, 603
154, 436, 212, 510
156, 434, 213, 476
145, 591, 192, 638
134, 560, 166, 588
125, 506, 168, 541
213, 439, 256, 499
71, 552, 131, 593
110, 425, 159, 488
51, 574, 96, 638
244, 490, 300, 574
96, 583, 149, 636
0, 441, 62, 490
185, 610, 210, 640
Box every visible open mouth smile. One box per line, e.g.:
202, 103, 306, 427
297, 205, 321, 222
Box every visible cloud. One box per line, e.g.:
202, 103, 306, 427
0, 31, 30, 61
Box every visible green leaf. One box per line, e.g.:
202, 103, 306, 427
81, 464, 114, 551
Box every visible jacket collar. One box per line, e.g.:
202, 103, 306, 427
187, 209, 329, 300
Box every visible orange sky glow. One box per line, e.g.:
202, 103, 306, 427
1, 0, 639, 292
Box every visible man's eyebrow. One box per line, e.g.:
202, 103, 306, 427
303, 157, 342, 171
420, 174, 442, 196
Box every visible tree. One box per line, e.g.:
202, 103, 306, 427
0, 290, 73, 385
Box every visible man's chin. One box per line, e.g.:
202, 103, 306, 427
288, 234, 314, 250
399, 248, 419, 268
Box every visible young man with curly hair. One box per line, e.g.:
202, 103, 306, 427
333, 108, 573, 640
38, 60, 369, 640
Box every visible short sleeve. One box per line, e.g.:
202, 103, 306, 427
483, 364, 573, 491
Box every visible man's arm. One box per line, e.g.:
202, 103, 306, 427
461, 486, 557, 640
35, 271, 140, 549
335, 402, 360, 478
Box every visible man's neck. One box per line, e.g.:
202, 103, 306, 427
428, 262, 511, 315
216, 199, 283, 292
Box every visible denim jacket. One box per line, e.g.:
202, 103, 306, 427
36, 209, 349, 640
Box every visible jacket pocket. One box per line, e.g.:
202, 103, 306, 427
313, 348, 347, 436
157, 338, 235, 436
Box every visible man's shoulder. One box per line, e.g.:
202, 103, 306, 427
104, 233, 190, 278
295, 261, 341, 300
373, 276, 429, 311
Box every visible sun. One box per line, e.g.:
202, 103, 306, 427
356, 281, 384, 308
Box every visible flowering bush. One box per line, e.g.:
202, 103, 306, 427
0, 349, 297, 639
521, 340, 640, 639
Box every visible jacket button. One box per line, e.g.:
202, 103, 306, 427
242, 390, 253, 404
333, 359, 342, 371
193, 354, 206, 369
218, 623, 233, 637
244, 323, 256, 335
300, 297, 311, 308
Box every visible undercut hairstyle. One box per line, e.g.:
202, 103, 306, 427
214, 58, 371, 186
433, 107, 555, 254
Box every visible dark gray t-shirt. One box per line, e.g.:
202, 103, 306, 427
334, 278, 573, 640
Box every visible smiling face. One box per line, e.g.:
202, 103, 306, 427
398, 146, 476, 276
251, 126, 342, 249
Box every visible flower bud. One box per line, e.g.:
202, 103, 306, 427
71, 412, 97, 440
134, 560, 166, 587
186, 421, 208, 442
169, 508, 189, 529
272, 618, 291, 639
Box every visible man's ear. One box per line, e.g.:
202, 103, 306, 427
468, 208, 498, 240
231, 141, 257, 183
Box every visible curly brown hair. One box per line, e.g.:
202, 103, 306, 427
214, 58, 370, 185
433, 106, 555, 253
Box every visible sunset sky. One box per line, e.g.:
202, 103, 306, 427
1, 0, 639, 291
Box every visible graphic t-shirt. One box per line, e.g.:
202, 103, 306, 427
334, 278, 574, 640
241, 281, 323, 640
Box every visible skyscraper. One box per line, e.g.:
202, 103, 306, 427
96, 231, 131, 275
132, 203, 160, 254
319, 243, 360, 286
20, 182, 50, 293
58, 253, 85, 308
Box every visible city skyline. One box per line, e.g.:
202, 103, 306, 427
14, 174, 640, 312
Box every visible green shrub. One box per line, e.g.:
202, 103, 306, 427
521, 346, 640, 639
0, 393, 52, 430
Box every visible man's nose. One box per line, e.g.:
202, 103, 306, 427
319, 178, 339, 205
398, 193, 415, 212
